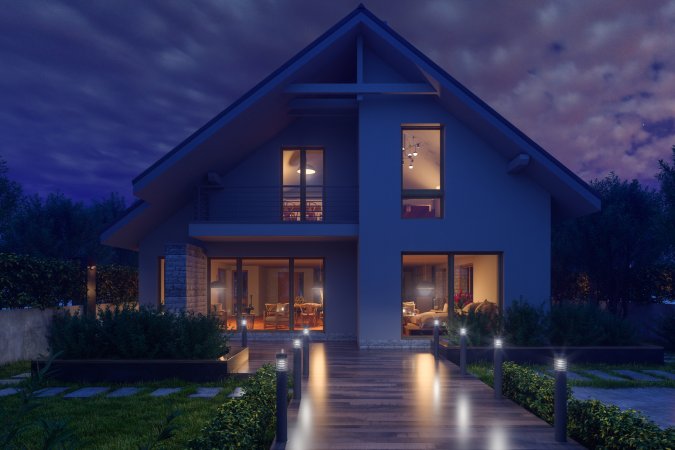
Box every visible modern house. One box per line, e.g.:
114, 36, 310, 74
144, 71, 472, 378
103, 6, 600, 347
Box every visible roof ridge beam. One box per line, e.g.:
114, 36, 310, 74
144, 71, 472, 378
285, 82, 437, 95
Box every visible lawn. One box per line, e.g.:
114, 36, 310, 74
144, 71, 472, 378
0, 361, 240, 449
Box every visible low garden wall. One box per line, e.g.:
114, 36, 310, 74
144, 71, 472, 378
443, 344, 664, 365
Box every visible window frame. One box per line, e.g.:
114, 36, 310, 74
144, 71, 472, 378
280, 146, 325, 223
400, 126, 444, 219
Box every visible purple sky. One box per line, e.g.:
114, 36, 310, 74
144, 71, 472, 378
2, 0, 674, 204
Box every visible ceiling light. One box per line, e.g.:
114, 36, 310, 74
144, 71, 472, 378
297, 165, 316, 175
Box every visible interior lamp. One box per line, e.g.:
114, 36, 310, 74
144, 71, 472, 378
296, 165, 316, 175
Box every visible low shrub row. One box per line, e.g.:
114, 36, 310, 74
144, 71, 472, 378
502, 362, 675, 449
0, 252, 138, 308
189, 364, 277, 450
49, 306, 228, 359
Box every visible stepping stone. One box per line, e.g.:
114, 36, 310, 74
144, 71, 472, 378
0, 387, 20, 397
0, 379, 21, 385
642, 370, 675, 381
614, 370, 660, 381
107, 387, 141, 398
189, 387, 222, 398
149, 388, 182, 397
35, 387, 69, 398
64, 387, 109, 398
11, 373, 30, 379
227, 387, 246, 398
585, 370, 625, 381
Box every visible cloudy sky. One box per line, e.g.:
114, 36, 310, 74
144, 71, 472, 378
1, 0, 674, 203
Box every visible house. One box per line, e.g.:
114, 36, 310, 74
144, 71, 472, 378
102, 5, 600, 347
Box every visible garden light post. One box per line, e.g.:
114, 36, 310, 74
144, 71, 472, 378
293, 338, 302, 402
493, 338, 503, 399
241, 319, 248, 348
433, 319, 440, 360
459, 327, 467, 375
554, 357, 568, 443
275, 350, 288, 445
302, 327, 310, 379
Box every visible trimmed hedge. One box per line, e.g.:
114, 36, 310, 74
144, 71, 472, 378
49, 306, 228, 359
189, 364, 277, 450
502, 362, 675, 449
0, 252, 137, 308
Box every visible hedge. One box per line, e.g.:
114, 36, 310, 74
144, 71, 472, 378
189, 365, 278, 449
0, 252, 137, 309
502, 362, 675, 449
49, 306, 228, 359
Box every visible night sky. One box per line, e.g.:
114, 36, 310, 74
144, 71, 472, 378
2, 0, 674, 204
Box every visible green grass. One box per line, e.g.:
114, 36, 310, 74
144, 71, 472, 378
468, 361, 675, 389
0, 360, 241, 449
0, 360, 30, 379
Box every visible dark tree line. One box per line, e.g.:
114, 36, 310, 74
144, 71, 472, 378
552, 147, 675, 312
0, 156, 136, 267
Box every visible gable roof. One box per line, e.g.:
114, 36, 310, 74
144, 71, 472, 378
103, 4, 600, 250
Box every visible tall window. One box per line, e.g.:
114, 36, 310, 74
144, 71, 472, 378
401, 127, 442, 218
282, 148, 324, 222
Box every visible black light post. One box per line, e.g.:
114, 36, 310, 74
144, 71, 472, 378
459, 327, 467, 375
276, 350, 288, 445
293, 338, 302, 402
241, 319, 248, 348
302, 327, 310, 379
493, 338, 503, 399
554, 357, 568, 443
433, 319, 440, 360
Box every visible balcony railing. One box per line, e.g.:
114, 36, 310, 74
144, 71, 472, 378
195, 186, 358, 224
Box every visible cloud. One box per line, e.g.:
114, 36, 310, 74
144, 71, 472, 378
0, 0, 674, 204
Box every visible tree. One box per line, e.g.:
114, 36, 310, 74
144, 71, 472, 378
0, 156, 22, 247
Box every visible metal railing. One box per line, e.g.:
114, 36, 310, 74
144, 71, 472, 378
194, 185, 358, 224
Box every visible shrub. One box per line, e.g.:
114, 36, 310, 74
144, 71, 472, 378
653, 310, 675, 351
444, 309, 500, 346
501, 362, 675, 449
190, 365, 277, 450
549, 303, 637, 346
503, 300, 549, 346
48, 306, 228, 359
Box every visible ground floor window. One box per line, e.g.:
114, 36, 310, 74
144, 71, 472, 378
402, 253, 501, 337
209, 257, 324, 332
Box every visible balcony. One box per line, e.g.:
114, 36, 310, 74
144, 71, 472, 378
194, 186, 358, 224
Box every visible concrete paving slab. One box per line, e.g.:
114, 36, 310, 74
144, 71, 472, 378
149, 388, 182, 397
0, 387, 20, 397
614, 369, 660, 381
107, 387, 141, 398
574, 387, 675, 429
189, 387, 222, 398
585, 369, 626, 381
567, 371, 592, 381
0, 379, 21, 385
11, 373, 31, 379
642, 370, 675, 381
35, 387, 69, 398
64, 387, 109, 398
227, 387, 245, 398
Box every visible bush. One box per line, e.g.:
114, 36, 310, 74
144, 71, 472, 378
501, 362, 675, 449
654, 310, 675, 351
49, 306, 228, 359
0, 252, 137, 308
503, 300, 549, 346
549, 303, 637, 346
190, 365, 277, 450
444, 309, 501, 346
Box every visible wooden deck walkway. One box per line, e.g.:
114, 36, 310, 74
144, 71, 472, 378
244, 341, 582, 449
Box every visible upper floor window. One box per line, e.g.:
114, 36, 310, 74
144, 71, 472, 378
401, 127, 443, 218
282, 148, 324, 222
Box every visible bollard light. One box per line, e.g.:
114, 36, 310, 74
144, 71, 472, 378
293, 338, 302, 401
432, 319, 440, 360
241, 319, 248, 348
459, 327, 467, 375
554, 357, 568, 442
493, 337, 504, 399
275, 350, 288, 444
302, 329, 310, 379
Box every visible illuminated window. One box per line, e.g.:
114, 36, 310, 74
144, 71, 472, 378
282, 148, 324, 222
401, 127, 442, 218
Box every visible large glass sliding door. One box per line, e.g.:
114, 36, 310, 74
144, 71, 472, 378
209, 257, 324, 332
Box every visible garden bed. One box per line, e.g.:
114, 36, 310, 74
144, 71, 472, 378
31, 346, 249, 383
443, 343, 664, 365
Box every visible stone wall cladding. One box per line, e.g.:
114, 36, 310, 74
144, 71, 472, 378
164, 243, 207, 314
